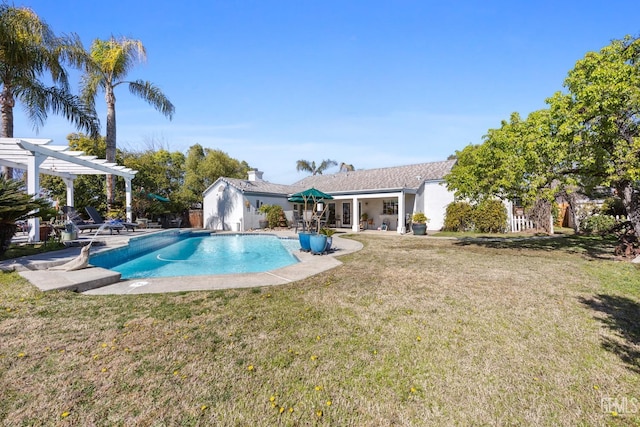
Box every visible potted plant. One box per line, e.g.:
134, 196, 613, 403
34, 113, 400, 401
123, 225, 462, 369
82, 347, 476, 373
411, 212, 429, 235
319, 227, 336, 252
60, 221, 78, 242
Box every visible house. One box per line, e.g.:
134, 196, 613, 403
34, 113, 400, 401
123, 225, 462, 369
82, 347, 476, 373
202, 160, 456, 233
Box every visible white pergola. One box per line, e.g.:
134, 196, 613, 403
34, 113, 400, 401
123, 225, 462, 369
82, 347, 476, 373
0, 138, 137, 242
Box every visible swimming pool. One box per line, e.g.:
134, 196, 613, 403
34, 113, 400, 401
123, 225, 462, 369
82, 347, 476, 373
90, 232, 300, 279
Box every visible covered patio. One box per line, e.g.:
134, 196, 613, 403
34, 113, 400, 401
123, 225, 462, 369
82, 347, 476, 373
0, 138, 137, 242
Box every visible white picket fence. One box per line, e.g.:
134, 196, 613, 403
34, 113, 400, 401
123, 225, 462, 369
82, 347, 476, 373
510, 215, 536, 232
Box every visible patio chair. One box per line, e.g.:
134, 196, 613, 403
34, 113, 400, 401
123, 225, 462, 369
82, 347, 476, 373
84, 206, 138, 233
293, 211, 305, 233
62, 205, 104, 234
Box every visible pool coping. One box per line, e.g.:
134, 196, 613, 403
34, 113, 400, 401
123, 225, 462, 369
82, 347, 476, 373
4, 230, 363, 295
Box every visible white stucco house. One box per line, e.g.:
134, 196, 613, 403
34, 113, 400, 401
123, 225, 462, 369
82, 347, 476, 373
202, 160, 456, 234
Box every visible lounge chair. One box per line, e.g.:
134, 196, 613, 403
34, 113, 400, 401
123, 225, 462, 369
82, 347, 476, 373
85, 206, 138, 233
61, 205, 108, 234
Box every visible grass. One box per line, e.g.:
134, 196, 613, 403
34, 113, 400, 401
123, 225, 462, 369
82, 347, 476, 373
0, 241, 66, 261
1, 233, 639, 426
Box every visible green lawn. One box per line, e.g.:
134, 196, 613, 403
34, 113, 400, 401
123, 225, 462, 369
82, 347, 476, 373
1, 234, 639, 426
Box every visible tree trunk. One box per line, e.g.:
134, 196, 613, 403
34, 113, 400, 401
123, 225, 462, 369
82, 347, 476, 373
617, 181, 640, 238
0, 223, 17, 256
0, 85, 15, 179
563, 191, 581, 233
530, 198, 552, 234
105, 87, 117, 209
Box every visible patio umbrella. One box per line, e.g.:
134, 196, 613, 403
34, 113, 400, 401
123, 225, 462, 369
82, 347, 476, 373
288, 188, 333, 232
148, 193, 170, 202
287, 187, 333, 204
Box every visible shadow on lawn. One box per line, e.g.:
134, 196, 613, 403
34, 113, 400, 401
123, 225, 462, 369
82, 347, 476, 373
580, 294, 640, 373
453, 234, 617, 260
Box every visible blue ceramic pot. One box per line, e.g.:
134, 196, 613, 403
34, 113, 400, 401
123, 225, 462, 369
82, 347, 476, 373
298, 232, 312, 252
325, 236, 333, 252
309, 234, 328, 255
412, 223, 427, 235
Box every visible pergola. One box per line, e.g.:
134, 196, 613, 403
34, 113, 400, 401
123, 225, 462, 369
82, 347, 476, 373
0, 138, 137, 242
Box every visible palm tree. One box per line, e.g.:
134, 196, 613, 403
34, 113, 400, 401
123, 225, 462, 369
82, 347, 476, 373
0, 5, 100, 178
296, 159, 338, 175
78, 36, 175, 207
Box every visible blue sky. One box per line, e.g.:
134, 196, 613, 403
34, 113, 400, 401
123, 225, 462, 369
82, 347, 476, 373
12, 0, 640, 184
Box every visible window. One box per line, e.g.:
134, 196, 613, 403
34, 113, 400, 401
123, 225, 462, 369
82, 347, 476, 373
382, 200, 398, 215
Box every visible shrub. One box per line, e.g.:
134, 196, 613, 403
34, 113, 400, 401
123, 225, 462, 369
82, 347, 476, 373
581, 214, 617, 235
258, 204, 285, 228
444, 201, 474, 232
0, 176, 53, 255
411, 212, 428, 224
473, 199, 507, 233
601, 197, 626, 217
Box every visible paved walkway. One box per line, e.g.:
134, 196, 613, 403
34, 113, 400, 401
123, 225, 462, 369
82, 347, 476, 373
2, 229, 363, 295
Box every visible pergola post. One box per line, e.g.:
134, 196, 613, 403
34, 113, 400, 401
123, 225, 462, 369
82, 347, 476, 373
26, 151, 45, 242
62, 176, 75, 208
125, 178, 133, 222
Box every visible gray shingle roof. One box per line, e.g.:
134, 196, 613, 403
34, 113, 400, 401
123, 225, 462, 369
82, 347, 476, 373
292, 160, 456, 193
222, 177, 303, 196
212, 159, 456, 197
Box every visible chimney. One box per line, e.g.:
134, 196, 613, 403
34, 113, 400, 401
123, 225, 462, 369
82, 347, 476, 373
247, 169, 263, 181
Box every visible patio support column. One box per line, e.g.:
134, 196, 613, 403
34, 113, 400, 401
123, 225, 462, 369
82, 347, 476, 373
398, 191, 406, 234
26, 151, 45, 242
62, 177, 74, 207
125, 178, 133, 222
352, 196, 360, 232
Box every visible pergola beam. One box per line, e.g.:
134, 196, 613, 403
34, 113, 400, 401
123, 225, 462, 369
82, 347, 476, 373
0, 138, 138, 241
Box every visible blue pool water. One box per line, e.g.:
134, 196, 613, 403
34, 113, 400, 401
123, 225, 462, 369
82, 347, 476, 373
90, 233, 300, 279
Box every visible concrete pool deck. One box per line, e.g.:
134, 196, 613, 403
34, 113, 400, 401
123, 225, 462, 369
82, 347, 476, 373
1, 229, 363, 295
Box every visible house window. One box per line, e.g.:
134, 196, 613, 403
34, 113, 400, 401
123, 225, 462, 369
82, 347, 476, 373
382, 200, 398, 215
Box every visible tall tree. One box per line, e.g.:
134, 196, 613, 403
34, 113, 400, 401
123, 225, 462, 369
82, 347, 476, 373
445, 110, 570, 233
78, 36, 175, 207
0, 4, 99, 177
296, 159, 337, 175
550, 35, 640, 237
447, 35, 640, 236
122, 147, 185, 218
181, 144, 250, 206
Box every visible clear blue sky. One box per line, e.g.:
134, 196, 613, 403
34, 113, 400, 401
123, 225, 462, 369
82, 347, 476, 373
12, 0, 640, 184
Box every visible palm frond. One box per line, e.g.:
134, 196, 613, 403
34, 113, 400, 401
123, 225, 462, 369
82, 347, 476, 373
19, 82, 100, 137
128, 80, 175, 119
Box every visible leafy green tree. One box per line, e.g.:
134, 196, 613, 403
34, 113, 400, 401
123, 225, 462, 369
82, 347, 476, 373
549, 35, 640, 237
181, 145, 250, 206
446, 109, 571, 233
0, 175, 52, 254
0, 4, 99, 177
77, 36, 175, 207
121, 148, 185, 219
296, 159, 337, 175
